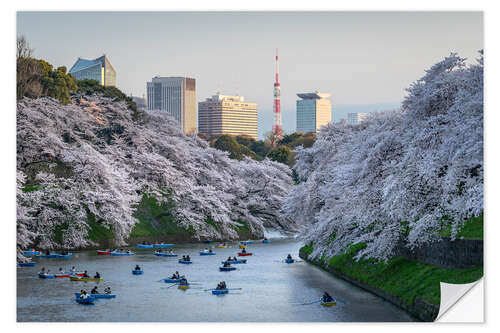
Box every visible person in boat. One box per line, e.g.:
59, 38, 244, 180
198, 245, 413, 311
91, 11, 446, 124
80, 290, 89, 299
58, 267, 65, 274
157, 248, 162, 253
70, 266, 77, 274
135, 265, 141, 271
322, 292, 334, 303
287, 254, 292, 260
82, 270, 89, 278
241, 248, 247, 253
61, 250, 68, 255
91, 286, 99, 294
179, 277, 188, 285
223, 261, 231, 268
40, 267, 46, 273
227, 256, 232, 262
216, 282, 222, 290
127, 249, 131, 254
209, 248, 213, 253
104, 287, 112, 294
45, 250, 50, 255
222, 281, 227, 289
94, 272, 101, 279
186, 255, 191, 261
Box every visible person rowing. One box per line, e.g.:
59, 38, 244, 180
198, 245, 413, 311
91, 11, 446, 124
170, 271, 180, 279
186, 255, 191, 261
70, 266, 77, 274
322, 291, 334, 303
91, 286, 99, 294
223, 261, 231, 268
287, 254, 292, 260
241, 248, 247, 253
39, 267, 46, 274
58, 267, 65, 274
93, 272, 101, 279
82, 270, 89, 278
208, 248, 213, 253
157, 248, 162, 253
104, 287, 112, 294
135, 264, 141, 271
179, 276, 188, 285
80, 290, 89, 299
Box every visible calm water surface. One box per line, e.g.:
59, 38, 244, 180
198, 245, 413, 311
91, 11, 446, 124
17, 238, 413, 322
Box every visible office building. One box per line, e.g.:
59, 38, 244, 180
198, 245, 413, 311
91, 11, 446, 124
146, 77, 197, 135
198, 94, 258, 139
347, 112, 368, 125
296, 92, 332, 133
69, 55, 116, 87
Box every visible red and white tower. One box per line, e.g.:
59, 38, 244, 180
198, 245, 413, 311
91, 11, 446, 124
272, 48, 283, 139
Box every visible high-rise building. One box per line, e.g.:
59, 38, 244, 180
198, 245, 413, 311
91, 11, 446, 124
347, 112, 368, 125
146, 77, 196, 135
296, 92, 332, 133
69, 55, 116, 87
198, 94, 258, 140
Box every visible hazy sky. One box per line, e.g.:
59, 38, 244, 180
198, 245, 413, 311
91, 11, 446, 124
17, 11, 483, 138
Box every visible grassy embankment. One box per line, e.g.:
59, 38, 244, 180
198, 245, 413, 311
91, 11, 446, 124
300, 216, 483, 306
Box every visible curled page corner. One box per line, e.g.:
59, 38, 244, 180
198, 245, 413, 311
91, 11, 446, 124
436, 278, 483, 321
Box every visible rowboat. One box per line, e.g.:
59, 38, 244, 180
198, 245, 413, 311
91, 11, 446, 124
96, 250, 111, 255
154, 252, 177, 257
69, 276, 103, 282
239, 245, 247, 249
36, 254, 58, 258
219, 266, 236, 271
164, 278, 182, 283
240, 241, 253, 245
178, 283, 190, 290
237, 252, 252, 256
178, 260, 192, 264
320, 301, 337, 306
35, 253, 72, 258
285, 258, 294, 264
54, 273, 71, 278
74, 293, 116, 299
212, 289, 229, 295
75, 297, 95, 304
132, 270, 143, 275
23, 250, 40, 256
221, 259, 246, 264
203, 240, 212, 244
217, 245, 227, 248
18, 262, 35, 267
110, 252, 135, 256
262, 240, 272, 244
137, 244, 153, 248
200, 251, 216, 256
38, 273, 54, 279
153, 244, 174, 248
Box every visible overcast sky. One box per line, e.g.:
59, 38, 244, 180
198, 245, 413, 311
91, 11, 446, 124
17, 11, 483, 138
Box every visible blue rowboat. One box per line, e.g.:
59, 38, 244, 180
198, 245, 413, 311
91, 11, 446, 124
110, 252, 135, 256
219, 266, 236, 271
153, 244, 174, 248
285, 258, 294, 264
240, 240, 253, 245
200, 251, 216, 256
137, 244, 153, 248
74, 293, 116, 299
23, 250, 40, 256
203, 240, 212, 244
262, 240, 272, 243
75, 297, 95, 304
132, 270, 143, 275
212, 289, 229, 295
38, 273, 54, 279
154, 252, 178, 257
164, 278, 182, 283
221, 259, 246, 264
18, 262, 36, 267
178, 260, 192, 264
57, 253, 73, 259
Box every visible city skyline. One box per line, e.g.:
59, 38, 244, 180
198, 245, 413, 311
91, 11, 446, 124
16, 11, 483, 138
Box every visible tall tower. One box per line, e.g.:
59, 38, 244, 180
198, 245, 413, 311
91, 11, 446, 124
272, 48, 283, 139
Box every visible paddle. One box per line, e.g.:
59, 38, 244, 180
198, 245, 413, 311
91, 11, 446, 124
203, 287, 242, 292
